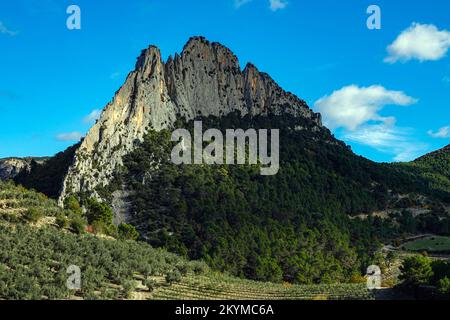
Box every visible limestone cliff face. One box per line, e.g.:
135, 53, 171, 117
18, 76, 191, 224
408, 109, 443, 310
59, 37, 321, 203
0, 157, 51, 181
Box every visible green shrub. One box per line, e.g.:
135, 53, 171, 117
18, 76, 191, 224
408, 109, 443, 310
192, 261, 208, 275
91, 220, 108, 235
140, 264, 153, 277
118, 223, 139, 241
143, 279, 157, 292
84, 198, 118, 236
165, 270, 182, 285
86, 198, 113, 225
55, 212, 69, 228
70, 216, 86, 234
399, 255, 433, 287
23, 208, 43, 223
121, 279, 136, 299
437, 277, 450, 296
176, 263, 189, 276
64, 195, 82, 216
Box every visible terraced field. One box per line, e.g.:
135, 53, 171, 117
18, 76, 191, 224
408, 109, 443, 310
404, 236, 450, 253
144, 275, 375, 300
0, 181, 61, 222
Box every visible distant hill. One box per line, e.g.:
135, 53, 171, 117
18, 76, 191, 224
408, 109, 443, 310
394, 144, 450, 203
0, 157, 48, 180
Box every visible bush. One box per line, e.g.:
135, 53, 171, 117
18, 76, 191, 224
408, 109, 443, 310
55, 212, 69, 228
121, 279, 136, 299
382, 278, 396, 288
91, 220, 108, 235
176, 263, 189, 276
165, 270, 182, 285
399, 255, 433, 287
23, 208, 43, 223
192, 261, 208, 275
70, 216, 86, 234
143, 279, 157, 292
86, 198, 113, 225
82, 198, 118, 236
64, 195, 82, 216
437, 277, 450, 296
431, 260, 450, 283
118, 223, 139, 241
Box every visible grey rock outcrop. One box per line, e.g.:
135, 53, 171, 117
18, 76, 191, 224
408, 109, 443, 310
59, 36, 322, 203
0, 158, 47, 180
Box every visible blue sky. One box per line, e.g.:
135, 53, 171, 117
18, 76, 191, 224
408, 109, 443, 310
0, 0, 449, 162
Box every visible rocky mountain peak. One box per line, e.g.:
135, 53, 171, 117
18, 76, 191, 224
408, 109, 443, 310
59, 37, 322, 203
181, 36, 240, 69
135, 45, 164, 79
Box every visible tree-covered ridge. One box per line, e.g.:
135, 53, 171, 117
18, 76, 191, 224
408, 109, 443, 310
393, 144, 450, 203
116, 113, 448, 284
415, 144, 450, 170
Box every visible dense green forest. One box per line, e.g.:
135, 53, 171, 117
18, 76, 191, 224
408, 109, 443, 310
394, 144, 450, 203
110, 113, 449, 284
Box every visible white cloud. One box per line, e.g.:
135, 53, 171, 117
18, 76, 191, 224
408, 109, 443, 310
428, 126, 450, 138
443, 76, 450, 83
0, 21, 18, 36
385, 23, 450, 63
269, 0, 288, 11
344, 124, 426, 162
56, 132, 83, 142
314, 85, 423, 162
234, 0, 252, 8
83, 109, 101, 124
233, 0, 288, 11
314, 85, 417, 131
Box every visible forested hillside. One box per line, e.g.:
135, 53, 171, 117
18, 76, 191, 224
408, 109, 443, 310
110, 112, 449, 284
10, 112, 449, 286
394, 144, 450, 202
